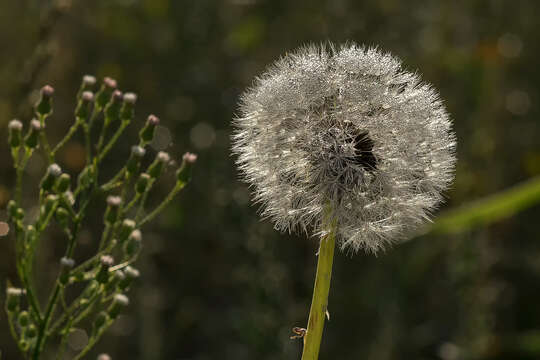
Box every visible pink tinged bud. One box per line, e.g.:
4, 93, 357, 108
82, 75, 97, 86
36, 85, 54, 116
177, 152, 198, 184
8, 119, 23, 148
25, 119, 42, 149
108, 293, 129, 318
139, 114, 160, 144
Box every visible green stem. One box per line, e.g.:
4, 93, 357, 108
98, 120, 130, 164
33, 283, 61, 359
73, 319, 114, 360
301, 222, 336, 360
52, 119, 81, 156
138, 181, 186, 227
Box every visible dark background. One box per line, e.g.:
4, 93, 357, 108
1, 0, 539, 359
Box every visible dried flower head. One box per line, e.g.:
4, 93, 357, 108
232, 43, 456, 253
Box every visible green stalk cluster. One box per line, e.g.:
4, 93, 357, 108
4, 76, 196, 359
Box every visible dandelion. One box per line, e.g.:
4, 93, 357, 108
232, 43, 456, 359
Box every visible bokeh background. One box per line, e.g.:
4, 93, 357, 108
1, 0, 540, 359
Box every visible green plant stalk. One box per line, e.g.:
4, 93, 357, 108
51, 118, 82, 156
98, 119, 130, 163
301, 225, 336, 360
431, 175, 540, 234
137, 181, 187, 227
73, 318, 114, 360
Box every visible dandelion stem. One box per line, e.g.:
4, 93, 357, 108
301, 218, 336, 360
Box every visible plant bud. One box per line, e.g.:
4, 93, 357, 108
25, 324, 37, 338
24, 119, 42, 149
55, 207, 70, 229
77, 75, 97, 98
19, 339, 30, 351
147, 151, 169, 179
96, 255, 114, 284
95, 77, 117, 109
77, 165, 95, 189
40, 163, 62, 192
44, 194, 59, 214
75, 91, 94, 119
135, 173, 151, 194
8, 119, 23, 148
105, 270, 125, 292
104, 196, 122, 224
119, 219, 136, 242
18, 311, 30, 327
124, 229, 142, 257
7, 200, 17, 220
120, 92, 137, 121
6, 287, 23, 312
97, 354, 112, 360
59, 257, 75, 285
139, 114, 160, 144
56, 173, 71, 193
35, 85, 54, 117
25, 225, 36, 244
104, 90, 123, 123
15, 207, 25, 221
119, 266, 140, 290
126, 145, 146, 175
108, 294, 129, 319
176, 152, 198, 184
94, 311, 109, 330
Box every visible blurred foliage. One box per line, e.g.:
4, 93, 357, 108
0, 0, 539, 359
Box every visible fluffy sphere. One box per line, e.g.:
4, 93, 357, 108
232, 43, 456, 253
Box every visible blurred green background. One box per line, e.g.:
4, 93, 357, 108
1, 0, 539, 359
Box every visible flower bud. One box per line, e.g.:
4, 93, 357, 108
104, 90, 123, 123
105, 270, 125, 293
124, 229, 142, 257
139, 114, 160, 144
96, 255, 114, 284
120, 92, 137, 121
19, 339, 30, 351
25, 324, 37, 338
119, 266, 140, 290
15, 208, 25, 221
26, 225, 36, 244
59, 257, 75, 285
55, 207, 70, 229
8, 119, 23, 148
7, 200, 18, 220
126, 145, 146, 175
108, 294, 129, 319
135, 173, 151, 194
94, 312, 109, 331
6, 287, 24, 312
18, 311, 30, 327
147, 151, 169, 179
24, 119, 42, 149
119, 219, 136, 243
44, 194, 59, 214
56, 173, 71, 193
104, 196, 122, 225
95, 77, 117, 109
40, 163, 62, 192
35, 85, 54, 117
77, 75, 97, 99
77, 165, 95, 189
97, 354, 112, 360
176, 152, 197, 184
75, 91, 94, 119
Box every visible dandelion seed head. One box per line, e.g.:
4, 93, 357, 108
232, 43, 456, 253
